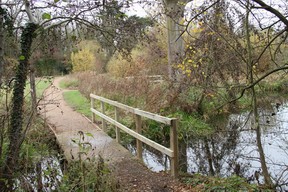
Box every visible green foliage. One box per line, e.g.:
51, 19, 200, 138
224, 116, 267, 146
3, 23, 39, 184
17, 117, 58, 168
59, 132, 119, 191
62, 90, 91, 117
258, 77, 288, 93
182, 174, 260, 192
19, 55, 25, 61
35, 58, 71, 76
59, 157, 119, 192
42, 13, 51, 20
172, 111, 213, 138
0, 7, 14, 35
179, 86, 203, 106
141, 119, 170, 145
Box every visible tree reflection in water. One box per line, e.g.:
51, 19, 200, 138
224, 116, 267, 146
132, 102, 288, 190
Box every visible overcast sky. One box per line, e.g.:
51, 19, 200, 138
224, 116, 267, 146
126, 2, 148, 17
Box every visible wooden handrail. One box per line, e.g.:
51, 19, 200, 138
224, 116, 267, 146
90, 94, 175, 124
90, 93, 178, 177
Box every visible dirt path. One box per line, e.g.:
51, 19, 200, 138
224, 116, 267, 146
40, 76, 183, 192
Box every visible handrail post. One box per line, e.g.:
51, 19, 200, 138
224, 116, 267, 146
170, 119, 178, 178
91, 97, 95, 123
115, 107, 120, 143
101, 101, 107, 131
135, 114, 143, 160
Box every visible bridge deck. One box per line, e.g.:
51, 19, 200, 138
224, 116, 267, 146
40, 76, 178, 191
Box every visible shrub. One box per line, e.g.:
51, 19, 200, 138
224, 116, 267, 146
71, 40, 105, 73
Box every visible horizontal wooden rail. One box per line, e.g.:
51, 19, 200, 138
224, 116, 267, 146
90, 94, 173, 124
90, 93, 178, 177
91, 108, 173, 157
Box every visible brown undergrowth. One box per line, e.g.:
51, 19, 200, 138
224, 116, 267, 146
75, 72, 172, 113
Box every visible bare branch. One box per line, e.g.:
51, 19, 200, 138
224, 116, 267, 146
252, 0, 288, 27
176, 0, 220, 41
24, 0, 36, 23
216, 64, 288, 110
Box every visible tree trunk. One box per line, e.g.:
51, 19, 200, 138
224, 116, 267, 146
0, 23, 37, 191
36, 161, 43, 192
204, 138, 215, 176
245, 2, 274, 188
29, 63, 37, 112
165, 0, 187, 81
0, 2, 4, 86
178, 140, 188, 173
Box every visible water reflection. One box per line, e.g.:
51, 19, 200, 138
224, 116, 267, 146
17, 156, 63, 191
130, 102, 288, 188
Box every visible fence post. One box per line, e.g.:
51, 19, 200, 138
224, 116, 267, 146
101, 101, 107, 131
115, 107, 120, 143
170, 118, 178, 178
91, 97, 95, 123
135, 114, 143, 160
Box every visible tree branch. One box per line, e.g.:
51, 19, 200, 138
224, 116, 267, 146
24, 0, 36, 23
176, 0, 220, 41
216, 64, 288, 110
252, 0, 288, 27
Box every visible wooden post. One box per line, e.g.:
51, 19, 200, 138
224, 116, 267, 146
135, 114, 143, 160
91, 97, 95, 123
101, 101, 106, 131
115, 107, 120, 143
170, 118, 178, 178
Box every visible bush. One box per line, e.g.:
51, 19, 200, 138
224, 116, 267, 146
71, 40, 106, 73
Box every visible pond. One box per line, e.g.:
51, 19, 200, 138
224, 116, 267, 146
128, 101, 288, 189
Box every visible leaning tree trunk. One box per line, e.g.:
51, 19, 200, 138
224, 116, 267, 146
0, 23, 38, 191
245, 1, 274, 188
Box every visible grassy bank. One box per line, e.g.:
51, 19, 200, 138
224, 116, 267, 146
58, 73, 286, 191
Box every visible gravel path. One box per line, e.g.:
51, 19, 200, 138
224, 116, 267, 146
40, 76, 182, 192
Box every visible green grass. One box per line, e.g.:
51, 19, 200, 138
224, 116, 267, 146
25, 78, 52, 99
59, 78, 79, 89
62, 90, 91, 117
35, 78, 52, 97
1, 78, 52, 104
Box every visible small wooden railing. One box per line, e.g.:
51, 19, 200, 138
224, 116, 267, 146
90, 94, 179, 177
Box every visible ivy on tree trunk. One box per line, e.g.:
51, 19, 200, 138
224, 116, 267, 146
0, 22, 38, 191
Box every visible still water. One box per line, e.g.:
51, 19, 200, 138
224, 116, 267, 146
128, 102, 288, 188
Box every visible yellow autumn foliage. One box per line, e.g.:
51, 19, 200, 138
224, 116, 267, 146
71, 48, 95, 72
71, 40, 105, 73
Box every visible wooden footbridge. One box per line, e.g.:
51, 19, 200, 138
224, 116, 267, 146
90, 94, 179, 177
42, 77, 179, 191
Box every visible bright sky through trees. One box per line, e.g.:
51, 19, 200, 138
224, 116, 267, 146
126, 2, 147, 17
